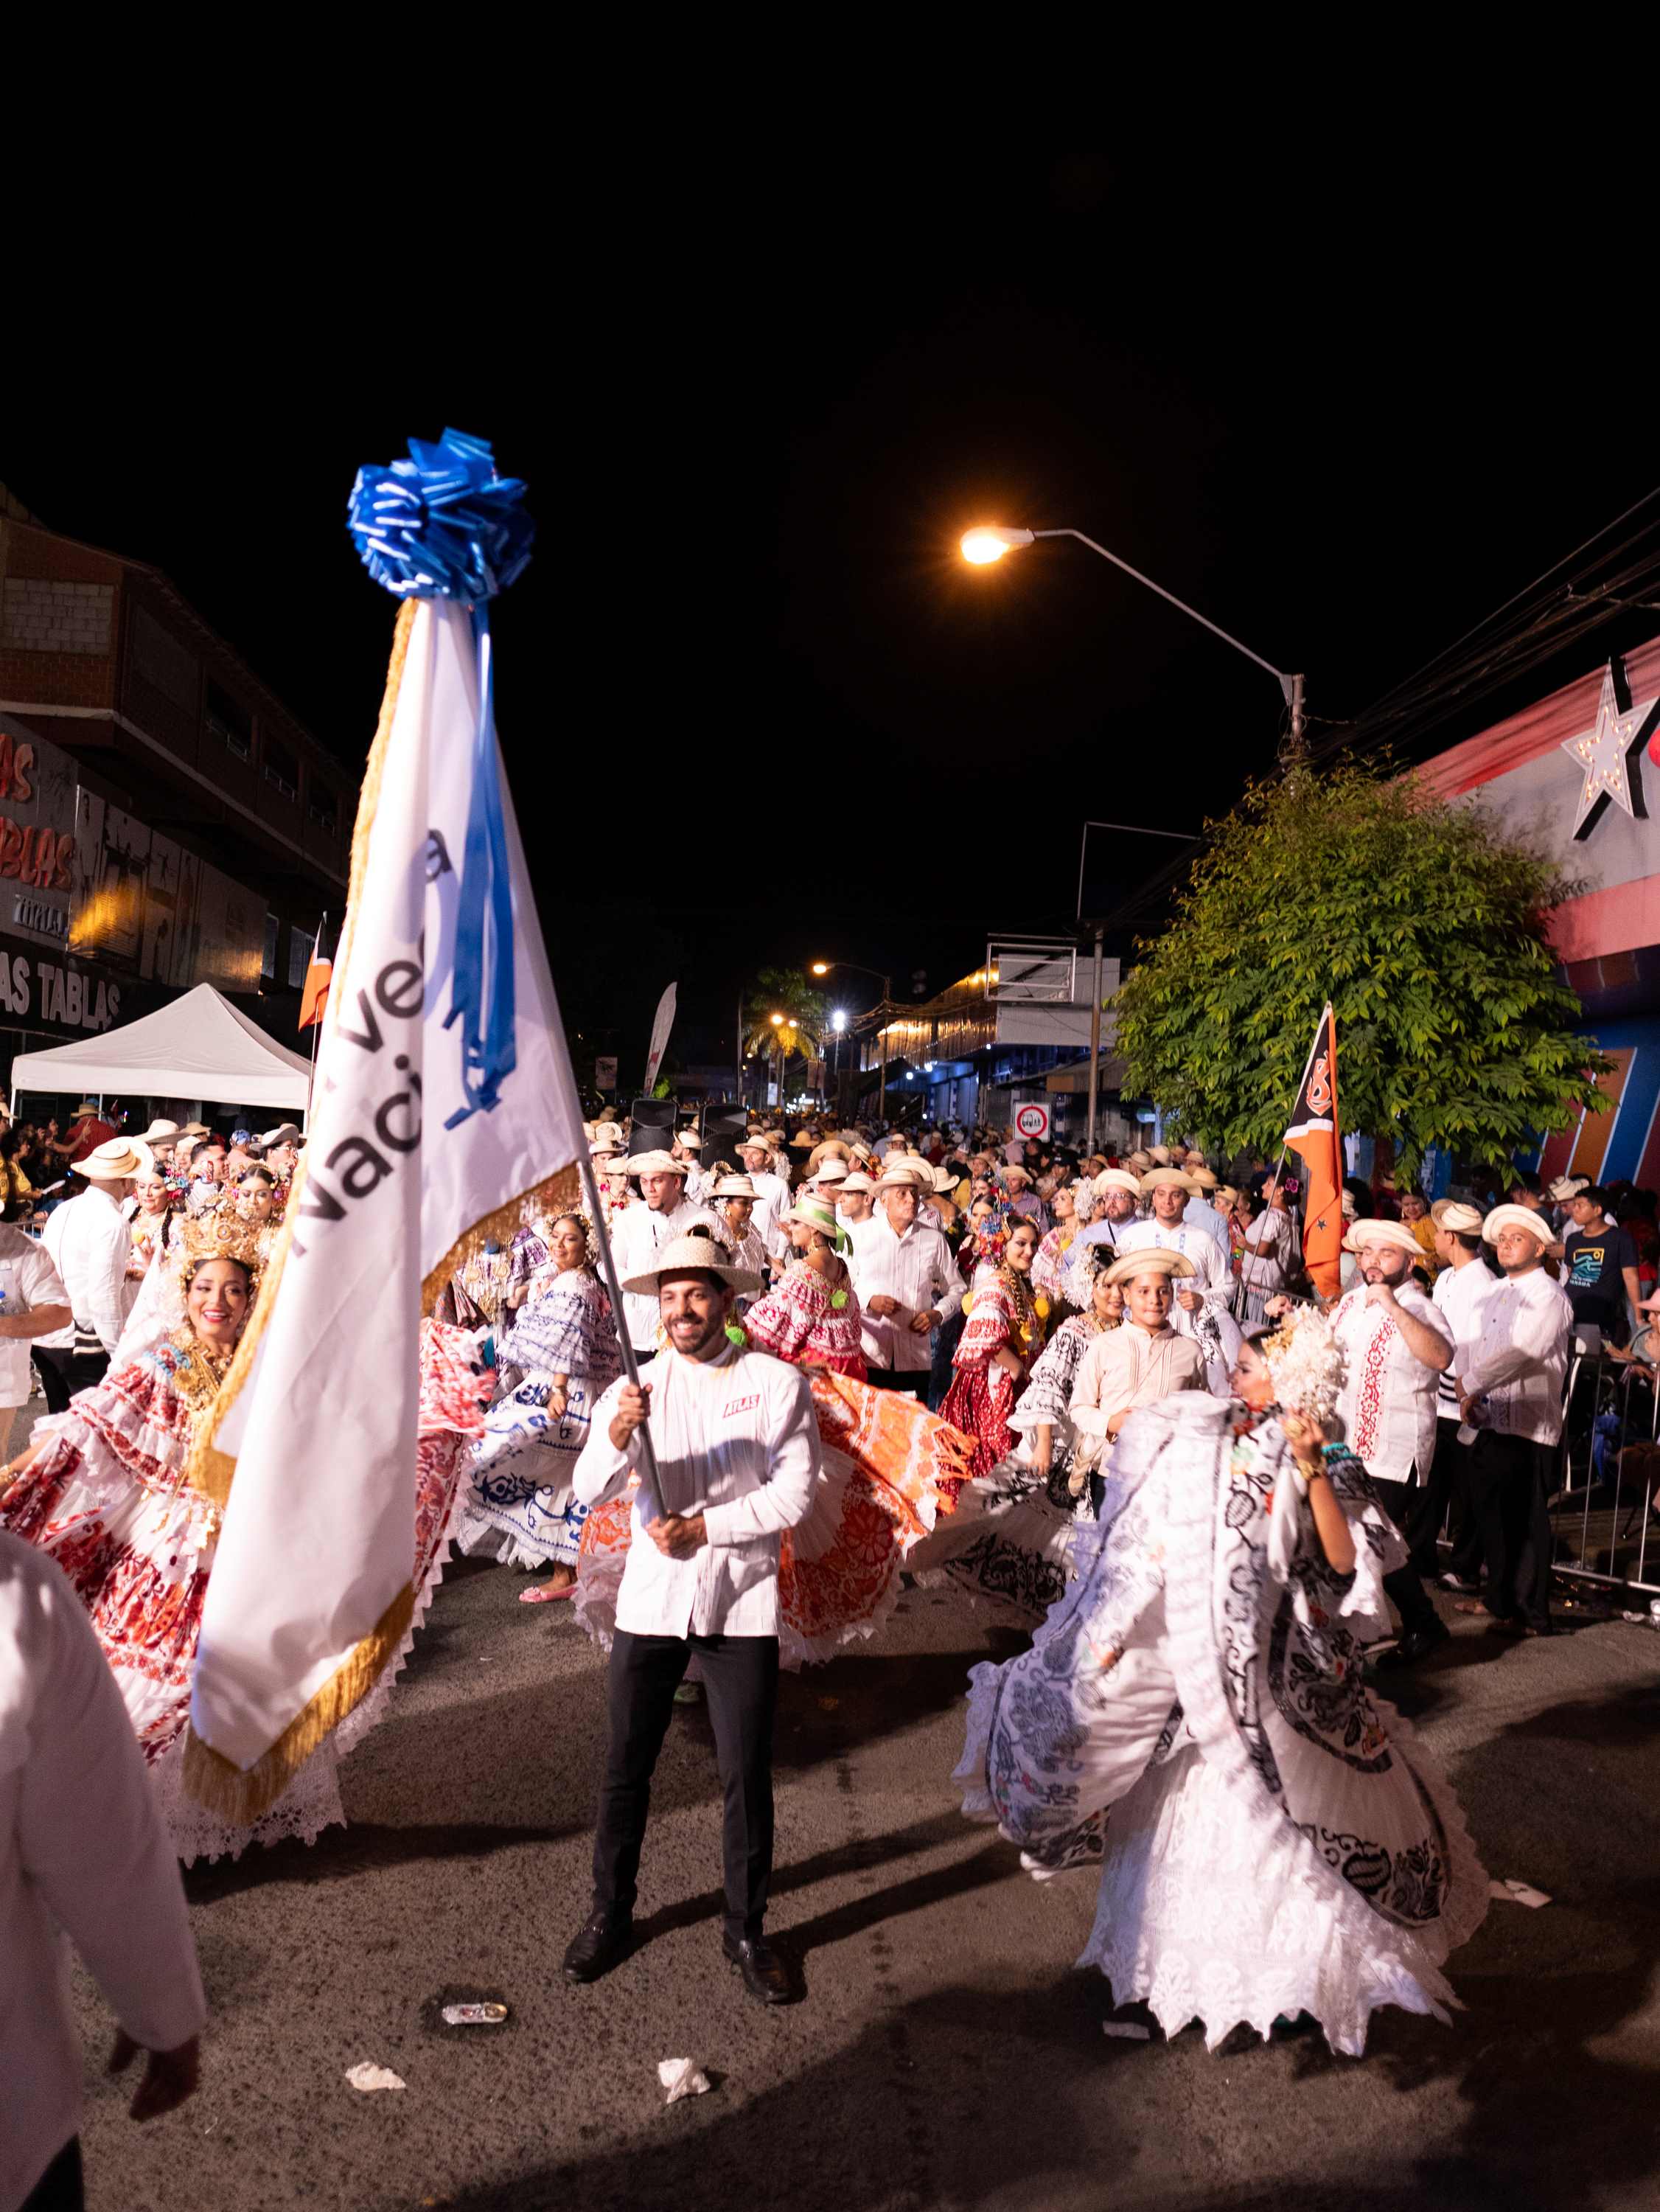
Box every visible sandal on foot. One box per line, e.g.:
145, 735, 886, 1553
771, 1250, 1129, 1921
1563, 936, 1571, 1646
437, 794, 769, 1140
520, 1581, 576, 1604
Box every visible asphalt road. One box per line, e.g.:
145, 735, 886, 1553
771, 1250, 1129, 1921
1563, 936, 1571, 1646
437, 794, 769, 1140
71, 1567, 1660, 2212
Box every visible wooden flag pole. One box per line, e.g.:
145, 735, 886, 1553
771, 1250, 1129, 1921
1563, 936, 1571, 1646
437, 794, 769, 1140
577, 1152, 667, 1523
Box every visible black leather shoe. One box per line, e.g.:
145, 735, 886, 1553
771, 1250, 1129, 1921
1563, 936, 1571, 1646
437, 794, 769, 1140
723, 1933, 794, 2005
563, 1907, 632, 1983
1375, 1621, 1451, 1669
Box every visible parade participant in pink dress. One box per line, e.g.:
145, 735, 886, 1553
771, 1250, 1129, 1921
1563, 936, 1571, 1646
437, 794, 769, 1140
0, 1213, 492, 1862
941, 1217, 1047, 1480
741, 1197, 867, 1379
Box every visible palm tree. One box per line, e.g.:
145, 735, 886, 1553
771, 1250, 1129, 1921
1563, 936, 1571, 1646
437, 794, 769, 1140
742, 966, 831, 1103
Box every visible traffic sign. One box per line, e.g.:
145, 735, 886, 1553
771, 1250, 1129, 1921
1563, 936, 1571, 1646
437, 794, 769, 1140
1014, 1102, 1050, 1141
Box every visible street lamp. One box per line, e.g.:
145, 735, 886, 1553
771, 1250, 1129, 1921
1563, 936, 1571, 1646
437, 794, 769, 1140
959, 522, 1303, 745
811, 958, 894, 1119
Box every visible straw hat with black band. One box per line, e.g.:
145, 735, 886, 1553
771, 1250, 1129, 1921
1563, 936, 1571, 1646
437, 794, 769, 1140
619, 1228, 764, 1298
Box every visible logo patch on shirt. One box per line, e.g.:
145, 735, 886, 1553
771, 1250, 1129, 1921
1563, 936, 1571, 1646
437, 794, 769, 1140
722, 1392, 761, 1418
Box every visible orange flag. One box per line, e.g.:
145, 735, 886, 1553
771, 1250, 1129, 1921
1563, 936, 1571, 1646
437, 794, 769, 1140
298, 923, 332, 1030
1283, 1004, 1342, 1300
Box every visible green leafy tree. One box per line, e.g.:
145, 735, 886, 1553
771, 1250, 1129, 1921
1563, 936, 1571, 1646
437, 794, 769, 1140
1113, 759, 1609, 1176
741, 967, 831, 1065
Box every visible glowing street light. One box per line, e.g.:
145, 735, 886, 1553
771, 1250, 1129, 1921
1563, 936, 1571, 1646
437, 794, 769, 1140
769, 1011, 784, 1026
960, 526, 1035, 564
958, 520, 1302, 744
831, 1008, 848, 1033
810, 961, 829, 975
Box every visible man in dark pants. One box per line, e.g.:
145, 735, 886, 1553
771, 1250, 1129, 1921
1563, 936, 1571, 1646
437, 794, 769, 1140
1452, 1206, 1573, 1637
563, 1232, 819, 2003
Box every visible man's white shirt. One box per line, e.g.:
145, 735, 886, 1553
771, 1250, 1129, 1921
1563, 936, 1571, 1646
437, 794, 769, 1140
610, 1194, 719, 1351
1432, 1256, 1496, 1420
41, 1188, 135, 1354
574, 1343, 820, 1636
1331, 1281, 1452, 1483
845, 1213, 958, 1373
1462, 1267, 1573, 1444
0, 1226, 67, 1408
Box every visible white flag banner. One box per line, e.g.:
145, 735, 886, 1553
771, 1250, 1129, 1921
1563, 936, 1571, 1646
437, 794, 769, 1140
643, 981, 677, 1096
184, 596, 585, 1815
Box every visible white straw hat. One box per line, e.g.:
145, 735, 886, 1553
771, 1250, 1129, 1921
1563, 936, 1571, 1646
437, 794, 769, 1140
626, 1149, 686, 1177
1343, 1218, 1423, 1257
620, 1228, 763, 1298
1093, 1168, 1143, 1198
74, 1137, 153, 1183
1140, 1166, 1196, 1193
1103, 1248, 1196, 1286
1482, 1203, 1555, 1247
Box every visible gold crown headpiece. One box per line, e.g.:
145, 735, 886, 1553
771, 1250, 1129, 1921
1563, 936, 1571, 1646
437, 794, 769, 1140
178, 1206, 265, 1287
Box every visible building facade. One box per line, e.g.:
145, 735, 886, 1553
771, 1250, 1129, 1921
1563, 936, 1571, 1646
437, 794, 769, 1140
1415, 639, 1660, 1185
0, 495, 348, 1090
857, 947, 1136, 1136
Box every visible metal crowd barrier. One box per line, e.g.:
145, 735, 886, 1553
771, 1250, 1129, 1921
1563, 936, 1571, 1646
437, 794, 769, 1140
1546, 1331, 1660, 1599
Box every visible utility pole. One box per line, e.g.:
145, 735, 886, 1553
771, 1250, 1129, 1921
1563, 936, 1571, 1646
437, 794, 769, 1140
735, 988, 744, 1106
877, 973, 892, 1121
1085, 926, 1104, 1153
1280, 672, 1308, 764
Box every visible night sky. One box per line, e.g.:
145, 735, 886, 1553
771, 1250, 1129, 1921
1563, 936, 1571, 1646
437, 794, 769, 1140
10, 146, 1656, 1086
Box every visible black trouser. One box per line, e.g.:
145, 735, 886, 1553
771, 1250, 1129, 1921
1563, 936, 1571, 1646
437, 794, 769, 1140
593, 1629, 780, 1940
23, 2138, 83, 2212
1371, 1473, 1443, 1638
928, 1304, 966, 1411
865, 1368, 923, 1397
32, 1347, 108, 1412
1468, 1430, 1557, 1631
1410, 1419, 1482, 1579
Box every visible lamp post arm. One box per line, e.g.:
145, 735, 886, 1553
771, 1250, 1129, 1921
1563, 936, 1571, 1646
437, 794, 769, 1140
1034, 528, 1294, 700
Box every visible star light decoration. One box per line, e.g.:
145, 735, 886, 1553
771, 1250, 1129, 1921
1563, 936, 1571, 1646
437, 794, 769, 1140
1560, 659, 1659, 840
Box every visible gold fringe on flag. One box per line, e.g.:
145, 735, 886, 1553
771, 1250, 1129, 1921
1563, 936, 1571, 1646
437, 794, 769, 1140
421, 1162, 583, 1316
181, 1582, 415, 1823
182, 601, 423, 1814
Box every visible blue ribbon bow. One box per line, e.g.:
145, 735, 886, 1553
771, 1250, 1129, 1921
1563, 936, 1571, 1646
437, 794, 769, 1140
346, 429, 534, 1122
346, 428, 533, 602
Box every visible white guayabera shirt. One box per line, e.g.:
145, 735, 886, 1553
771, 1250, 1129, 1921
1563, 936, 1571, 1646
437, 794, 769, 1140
845, 1213, 958, 1374
1331, 1281, 1452, 1483
574, 1343, 820, 1636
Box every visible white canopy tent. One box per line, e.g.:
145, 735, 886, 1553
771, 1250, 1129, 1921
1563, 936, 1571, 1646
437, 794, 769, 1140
9, 983, 313, 1119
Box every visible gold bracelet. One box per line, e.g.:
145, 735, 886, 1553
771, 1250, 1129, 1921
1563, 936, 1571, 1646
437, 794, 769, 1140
1294, 1457, 1325, 1482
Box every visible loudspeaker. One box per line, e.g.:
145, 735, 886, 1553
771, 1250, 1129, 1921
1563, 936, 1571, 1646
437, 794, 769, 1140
628, 1096, 677, 1156
700, 1109, 749, 1176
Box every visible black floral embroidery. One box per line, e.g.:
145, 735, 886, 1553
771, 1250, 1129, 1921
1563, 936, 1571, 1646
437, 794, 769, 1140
942, 1531, 1067, 1620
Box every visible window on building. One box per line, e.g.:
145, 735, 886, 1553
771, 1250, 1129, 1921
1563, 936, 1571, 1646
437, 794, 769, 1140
262, 737, 299, 800
288, 925, 317, 990
205, 681, 253, 760
262, 911, 279, 982
307, 779, 339, 833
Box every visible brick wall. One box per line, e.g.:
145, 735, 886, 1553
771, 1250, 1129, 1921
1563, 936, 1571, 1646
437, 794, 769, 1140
1, 578, 114, 655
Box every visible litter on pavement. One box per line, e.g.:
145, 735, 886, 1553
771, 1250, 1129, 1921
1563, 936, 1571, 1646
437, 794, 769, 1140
658, 2059, 714, 2103
1489, 1878, 1552, 1908
346, 2062, 408, 2092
